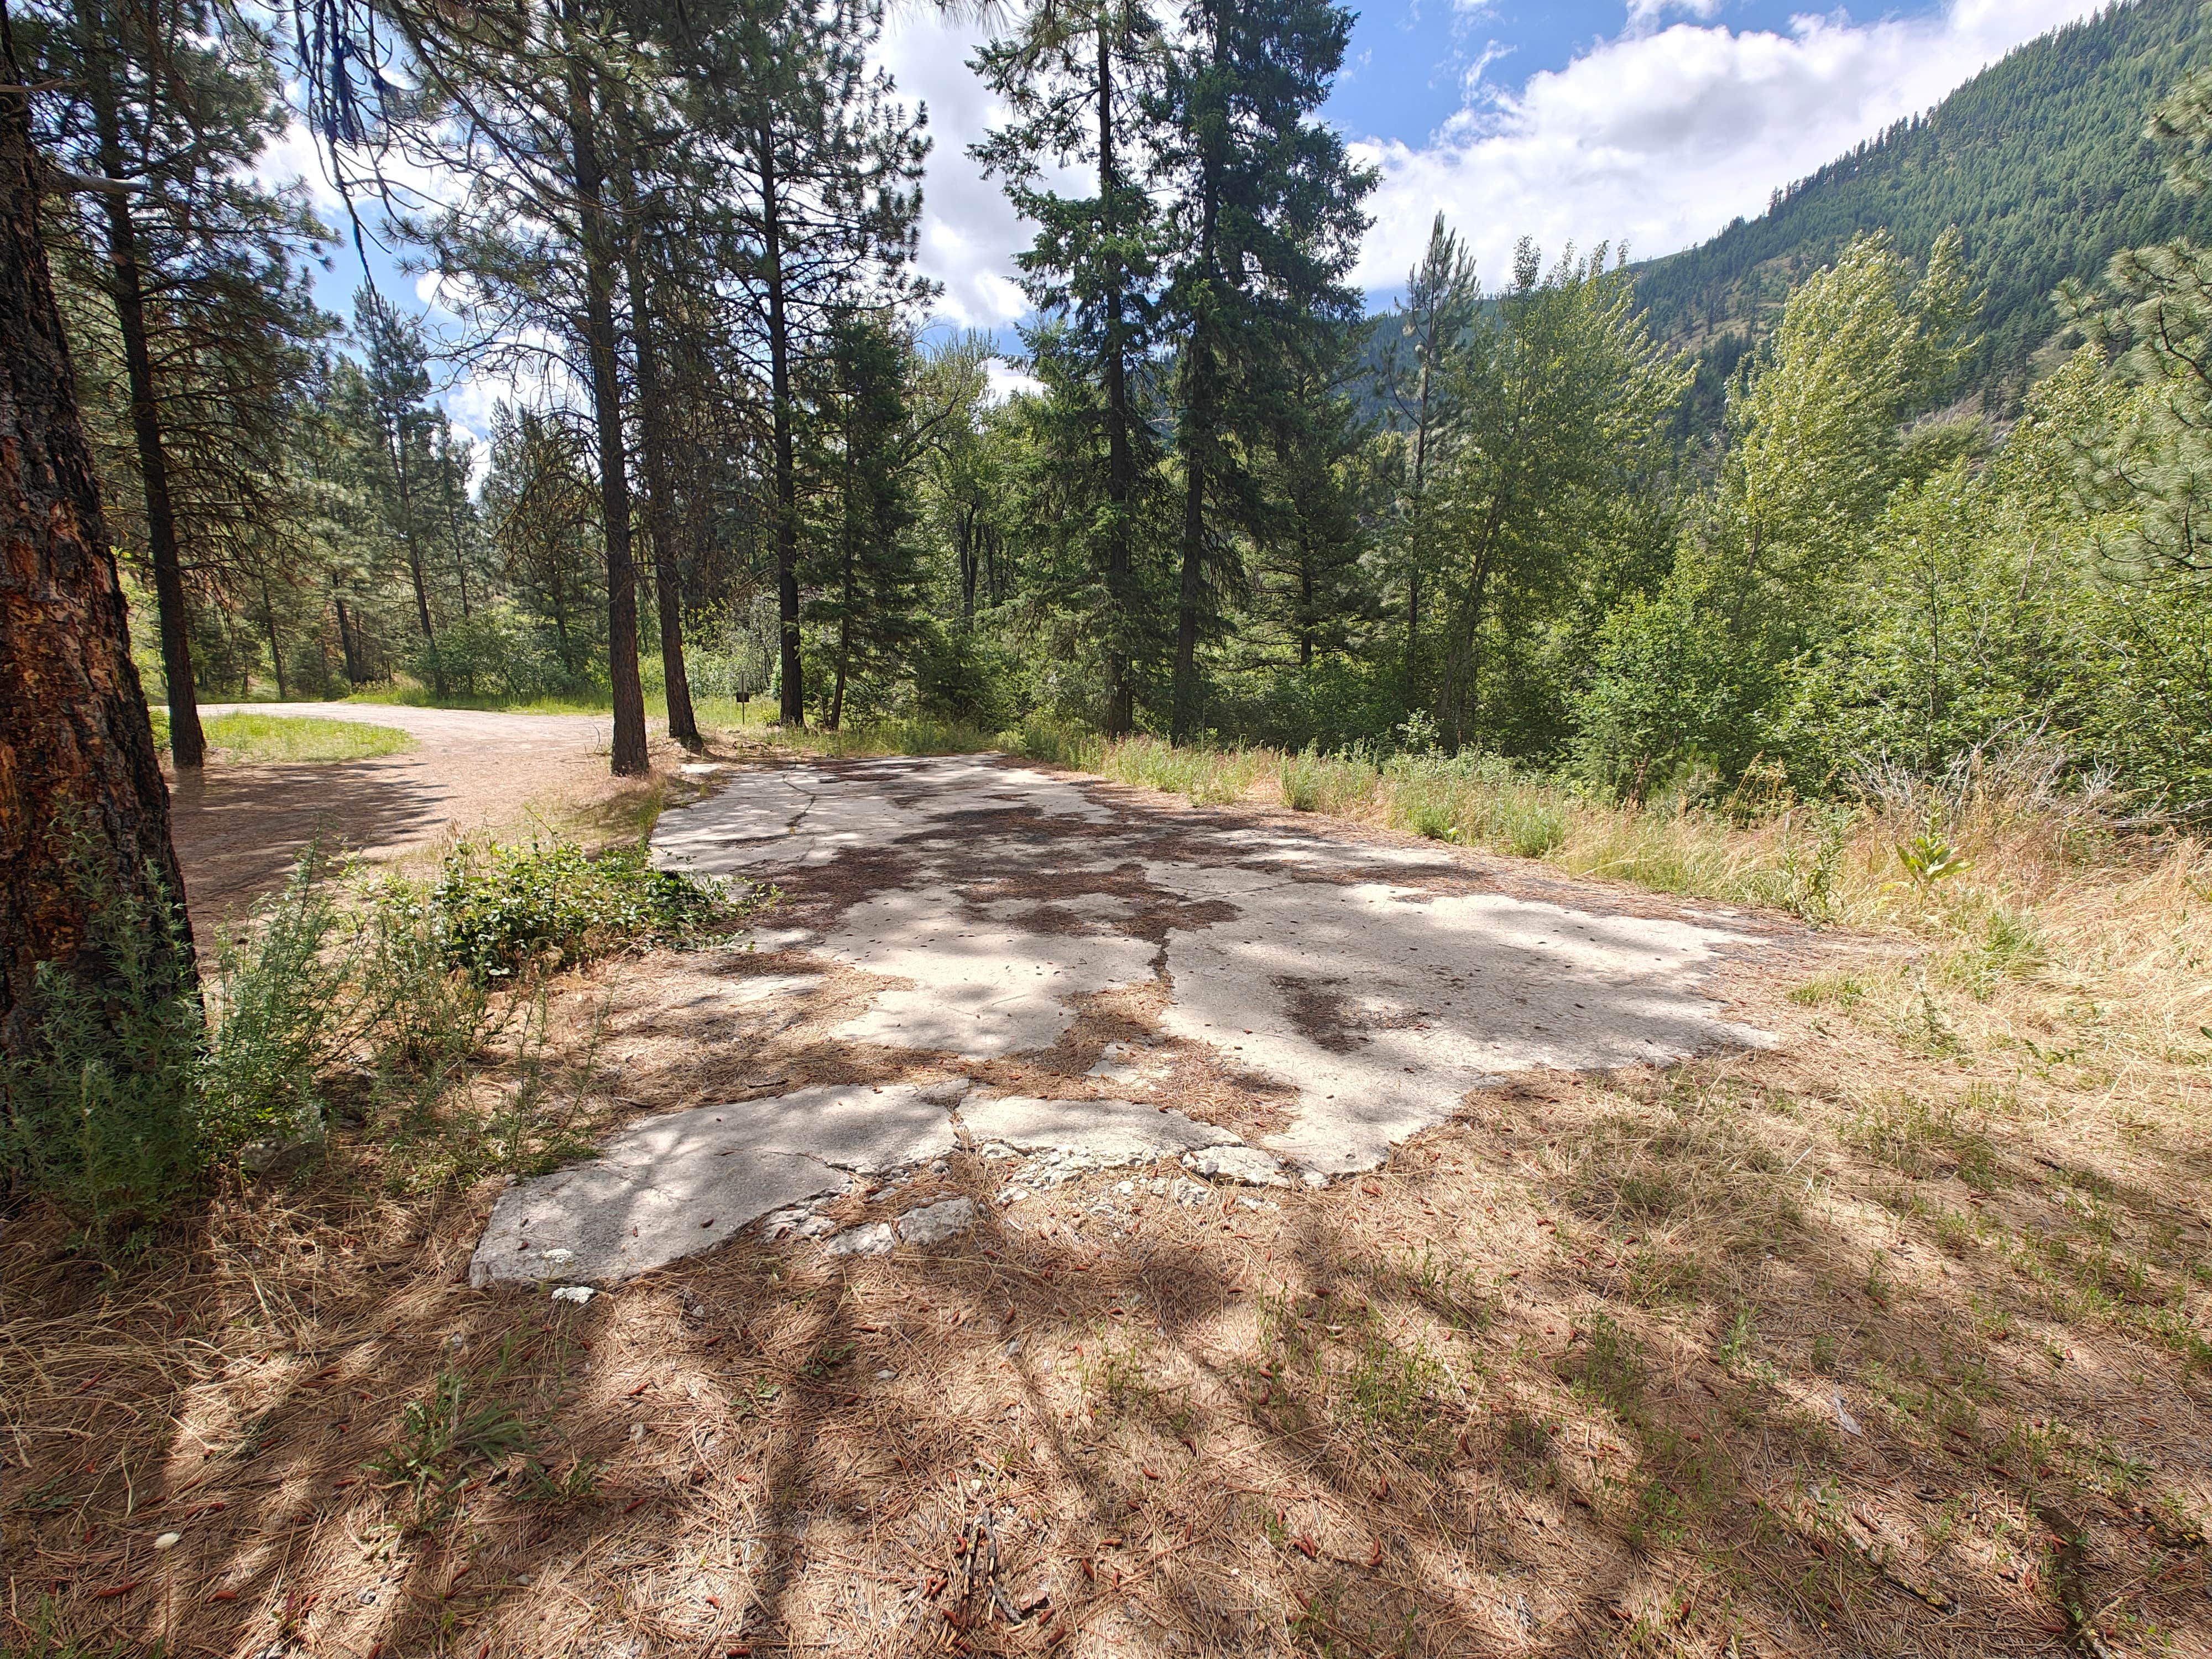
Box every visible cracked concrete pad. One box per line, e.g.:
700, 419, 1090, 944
734, 1082, 962, 1173
827, 889, 1156, 1057
655, 756, 1114, 877
1151, 871, 1766, 1173
959, 1093, 1239, 1168
823, 1222, 897, 1258
468, 1083, 959, 1286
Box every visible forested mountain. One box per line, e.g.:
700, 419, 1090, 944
1636, 0, 2212, 419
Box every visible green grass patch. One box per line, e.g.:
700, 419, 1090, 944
155, 709, 415, 763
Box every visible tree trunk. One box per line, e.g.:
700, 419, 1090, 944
620, 199, 698, 746
1098, 21, 1133, 738
0, 72, 193, 1052
957, 505, 976, 627
566, 56, 649, 775
1172, 419, 1205, 742
335, 593, 362, 682
1405, 344, 1433, 698
92, 81, 203, 768
829, 539, 852, 732
260, 575, 285, 698
759, 126, 804, 728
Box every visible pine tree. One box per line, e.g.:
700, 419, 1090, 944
667, 0, 928, 728
349, 288, 451, 698
1153, 0, 1371, 739
0, 37, 190, 1048
975, 0, 1169, 734
808, 311, 924, 731
28, 0, 328, 763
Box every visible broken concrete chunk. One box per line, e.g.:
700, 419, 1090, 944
896, 1197, 978, 1247
823, 1222, 898, 1258
961, 1094, 1236, 1173
1181, 1145, 1291, 1187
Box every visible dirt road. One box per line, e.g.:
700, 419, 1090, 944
167, 702, 656, 939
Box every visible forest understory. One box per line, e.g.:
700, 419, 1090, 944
6, 715, 2211, 1659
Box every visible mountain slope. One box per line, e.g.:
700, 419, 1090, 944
1636, 0, 2212, 418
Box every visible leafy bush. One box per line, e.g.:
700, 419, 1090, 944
429, 839, 731, 982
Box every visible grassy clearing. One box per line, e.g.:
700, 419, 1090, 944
17, 714, 2201, 1655
154, 708, 415, 763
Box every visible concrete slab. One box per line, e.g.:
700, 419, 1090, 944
1147, 868, 1766, 1173
468, 1082, 962, 1286
467, 754, 1787, 1287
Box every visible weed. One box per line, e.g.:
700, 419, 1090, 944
1788, 972, 1866, 1008
199, 844, 354, 1147
1339, 1323, 1450, 1448
1717, 1307, 1760, 1369
365, 1369, 534, 1526
1843, 1094, 1997, 1186
519, 1457, 602, 1506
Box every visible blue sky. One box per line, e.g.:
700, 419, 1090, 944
274, 0, 2105, 451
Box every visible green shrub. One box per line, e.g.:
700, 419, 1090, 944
429, 839, 733, 982
199, 848, 354, 1145
0, 843, 204, 1248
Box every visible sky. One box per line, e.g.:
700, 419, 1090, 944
282, 0, 2109, 461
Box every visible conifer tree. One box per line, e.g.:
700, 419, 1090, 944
1154, 0, 1370, 739
975, 0, 1168, 734
1376, 215, 1479, 700
28, 0, 327, 763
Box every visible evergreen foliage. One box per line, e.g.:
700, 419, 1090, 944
1636, 0, 2212, 419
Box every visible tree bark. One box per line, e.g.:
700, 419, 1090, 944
335, 592, 362, 682
0, 67, 192, 1052
91, 69, 204, 768
565, 54, 649, 776
620, 192, 698, 747
758, 124, 805, 728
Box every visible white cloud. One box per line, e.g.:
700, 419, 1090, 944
878, 11, 1035, 332
1625, 0, 1720, 34
1354, 0, 2101, 297
984, 357, 1045, 402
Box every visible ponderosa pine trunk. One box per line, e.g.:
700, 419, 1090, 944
91, 65, 204, 769
0, 67, 192, 1051
759, 125, 805, 728
620, 195, 699, 747
565, 55, 649, 776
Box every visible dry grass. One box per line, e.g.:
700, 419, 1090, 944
8, 745, 2212, 1657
